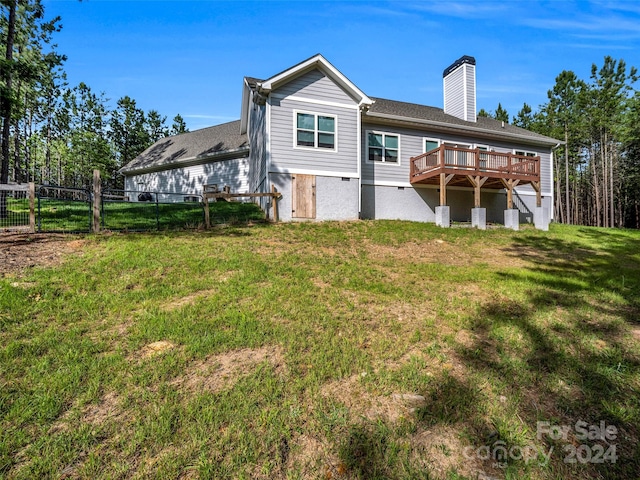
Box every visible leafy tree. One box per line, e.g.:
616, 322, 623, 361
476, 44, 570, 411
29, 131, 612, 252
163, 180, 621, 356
477, 108, 490, 118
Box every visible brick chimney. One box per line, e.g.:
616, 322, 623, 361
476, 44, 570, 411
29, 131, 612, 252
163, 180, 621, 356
443, 55, 476, 123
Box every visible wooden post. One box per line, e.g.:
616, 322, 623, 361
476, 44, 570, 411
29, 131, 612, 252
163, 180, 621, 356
92, 169, 101, 233
439, 172, 446, 206
271, 184, 278, 222
532, 181, 542, 207
203, 195, 210, 229
28, 182, 35, 233
500, 178, 520, 209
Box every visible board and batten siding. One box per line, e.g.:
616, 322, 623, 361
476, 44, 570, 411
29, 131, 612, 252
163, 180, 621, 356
124, 157, 249, 200
361, 122, 553, 195
269, 69, 360, 175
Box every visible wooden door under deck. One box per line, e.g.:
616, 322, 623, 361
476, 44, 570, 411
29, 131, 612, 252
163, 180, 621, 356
292, 174, 316, 219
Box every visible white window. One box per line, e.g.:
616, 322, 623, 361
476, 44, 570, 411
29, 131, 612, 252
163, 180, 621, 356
424, 138, 440, 153
295, 112, 336, 150
368, 131, 400, 163
514, 149, 537, 157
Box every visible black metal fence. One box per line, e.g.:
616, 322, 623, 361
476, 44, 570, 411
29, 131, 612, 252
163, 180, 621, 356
1, 180, 265, 234
101, 189, 205, 232
37, 186, 92, 233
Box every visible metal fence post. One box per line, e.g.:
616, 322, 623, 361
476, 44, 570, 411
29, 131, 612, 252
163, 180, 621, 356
155, 192, 159, 230
93, 170, 101, 233
28, 182, 35, 233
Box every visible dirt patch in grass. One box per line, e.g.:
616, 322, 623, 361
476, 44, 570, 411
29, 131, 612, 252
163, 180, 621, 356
171, 345, 285, 393
363, 239, 528, 269
49, 391, 127, 435
161, 289, 218, 312
321, 374, 427, 424
0, 233, 86, 276
409, 424, 502, 480
81, 391, 126, 426
140, 340, 177, 358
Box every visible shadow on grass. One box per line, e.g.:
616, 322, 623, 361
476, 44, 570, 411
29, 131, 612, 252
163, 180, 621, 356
443, 227, 640, 478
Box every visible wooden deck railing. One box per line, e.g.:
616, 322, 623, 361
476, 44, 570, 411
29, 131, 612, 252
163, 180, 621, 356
410, 146, 539, 182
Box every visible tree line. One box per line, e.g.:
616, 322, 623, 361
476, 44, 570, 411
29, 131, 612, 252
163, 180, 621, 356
481, 57, 640, 229
0, 0, 187, 210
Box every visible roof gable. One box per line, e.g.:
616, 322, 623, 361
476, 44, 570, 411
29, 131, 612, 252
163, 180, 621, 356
260, 54, 372, 106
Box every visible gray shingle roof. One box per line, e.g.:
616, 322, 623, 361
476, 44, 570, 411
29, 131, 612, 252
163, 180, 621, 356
119, 120, 248, 174
367, 97, 560, 145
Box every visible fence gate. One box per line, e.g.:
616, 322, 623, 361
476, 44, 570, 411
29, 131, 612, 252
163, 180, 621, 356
37, 186, 92, 233
0, 183, 35, 232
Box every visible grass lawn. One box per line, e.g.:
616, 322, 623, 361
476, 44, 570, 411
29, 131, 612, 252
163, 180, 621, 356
1, 221, 639, 479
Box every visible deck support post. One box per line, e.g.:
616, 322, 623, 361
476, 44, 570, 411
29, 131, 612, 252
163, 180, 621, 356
436, 172, 452, 228
532, 181, 542, 208
471, 208, 486, 230
504, 209, 520, 231
534, 206, 549, 231
435, 206, 450, 228
530, 181, 549, 230
466, 175, 487, 230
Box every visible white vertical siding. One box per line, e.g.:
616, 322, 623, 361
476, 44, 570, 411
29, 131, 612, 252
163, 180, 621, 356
444, 64, 476, 122
465, 64, 476, 123
443, 67, 465, 120
125, 157, 249, 200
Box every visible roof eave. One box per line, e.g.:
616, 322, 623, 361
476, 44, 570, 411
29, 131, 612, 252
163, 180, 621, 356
119, 146, 250, 176
364, 112, 563, 147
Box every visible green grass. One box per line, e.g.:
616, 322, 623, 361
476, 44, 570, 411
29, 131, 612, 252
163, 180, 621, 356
1, 222, 639, 479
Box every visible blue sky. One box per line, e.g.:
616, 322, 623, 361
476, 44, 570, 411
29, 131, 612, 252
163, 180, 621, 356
43, 0, 640, 131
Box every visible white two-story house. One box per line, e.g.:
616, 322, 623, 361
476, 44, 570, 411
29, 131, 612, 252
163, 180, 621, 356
121, 54, 560, 229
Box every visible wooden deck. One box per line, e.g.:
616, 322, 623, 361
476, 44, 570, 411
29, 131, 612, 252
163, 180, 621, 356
410, 146, 539, 189
410, 146, 542, 208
